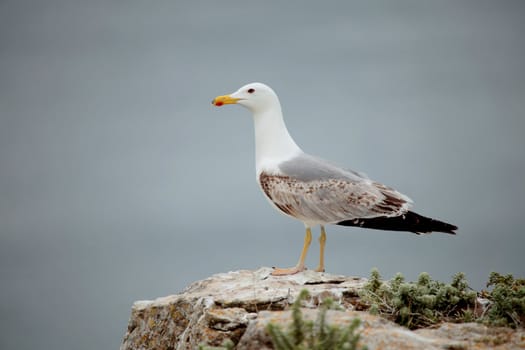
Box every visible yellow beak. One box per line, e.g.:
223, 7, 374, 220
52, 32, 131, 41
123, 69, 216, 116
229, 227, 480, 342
212, 94, 240, 107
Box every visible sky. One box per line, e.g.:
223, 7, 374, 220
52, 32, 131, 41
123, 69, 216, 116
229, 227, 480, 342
0, 1, 524, 349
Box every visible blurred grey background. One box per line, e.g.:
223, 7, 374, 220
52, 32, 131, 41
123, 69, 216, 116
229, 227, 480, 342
1, 1, 524, 349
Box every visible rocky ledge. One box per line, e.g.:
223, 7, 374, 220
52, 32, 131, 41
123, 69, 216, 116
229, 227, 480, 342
120, 268, 524, 350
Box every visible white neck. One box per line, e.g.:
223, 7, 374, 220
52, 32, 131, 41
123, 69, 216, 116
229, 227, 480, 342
252, 103, 302, 174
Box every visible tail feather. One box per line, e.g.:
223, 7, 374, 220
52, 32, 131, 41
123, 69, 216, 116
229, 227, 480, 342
337, 211, 457, 235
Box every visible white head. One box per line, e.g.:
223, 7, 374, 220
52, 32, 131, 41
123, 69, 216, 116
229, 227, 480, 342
212, 82, 280, 114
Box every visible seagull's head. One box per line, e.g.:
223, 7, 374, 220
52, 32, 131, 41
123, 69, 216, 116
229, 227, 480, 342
212, 82, 279, 113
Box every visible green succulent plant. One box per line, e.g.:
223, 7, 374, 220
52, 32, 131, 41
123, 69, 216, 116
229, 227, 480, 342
482, 272, 525, 328
360, 269, 524, 330
360, 269, 477, 329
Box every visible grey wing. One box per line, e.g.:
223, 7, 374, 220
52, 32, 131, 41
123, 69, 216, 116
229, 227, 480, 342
278, 153, 369, 182
259, 154, 413, 224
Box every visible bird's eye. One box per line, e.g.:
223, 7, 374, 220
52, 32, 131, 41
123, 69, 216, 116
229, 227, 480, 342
247, 88, 255, 94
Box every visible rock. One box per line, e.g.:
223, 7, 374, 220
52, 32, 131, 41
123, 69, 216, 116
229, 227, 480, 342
120, 267, 525, 350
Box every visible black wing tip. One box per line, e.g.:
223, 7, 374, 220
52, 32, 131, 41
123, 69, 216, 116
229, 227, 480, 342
428, 225, 457, 235
337, 211, 458, 235
423, 221, 457, 235
444, 224, 458, 235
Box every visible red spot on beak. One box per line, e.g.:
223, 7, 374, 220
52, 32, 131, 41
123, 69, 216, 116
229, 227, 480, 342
216, 101, 224, 106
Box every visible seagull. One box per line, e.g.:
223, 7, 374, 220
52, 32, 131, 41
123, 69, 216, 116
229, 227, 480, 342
212, 82, 457, 276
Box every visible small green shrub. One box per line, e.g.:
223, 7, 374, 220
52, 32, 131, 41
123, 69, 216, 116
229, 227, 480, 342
482, 272, 525, 328
266, 289, 367, 350
361, 269, 525, 329
360, 269, 477, 329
